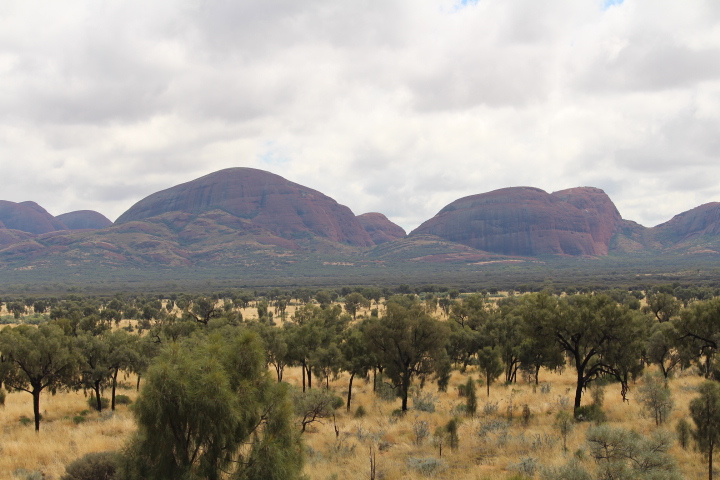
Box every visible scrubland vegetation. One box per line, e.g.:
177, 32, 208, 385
1, 282, 720, 479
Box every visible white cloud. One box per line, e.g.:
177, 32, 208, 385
0, 0, 718, 230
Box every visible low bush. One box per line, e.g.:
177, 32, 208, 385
412, 391, 437, 413
406, 457, 447, 476
61, 451, 118, 480
114, 394, 132, 405
88, 396, 110, 411
574, 403, 606, 424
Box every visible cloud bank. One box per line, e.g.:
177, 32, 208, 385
1, 0, 719, 230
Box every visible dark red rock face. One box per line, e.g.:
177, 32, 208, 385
56, 210, 113, 230
357, 212, 406, 244
115, 168, 374, 247
19, 201, 69, 231
0, 201, 67, 234
652, 202, 720, 241
551, 187, 622, 255
410, 187, 623, 256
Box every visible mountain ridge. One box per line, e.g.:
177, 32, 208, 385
0, 168, 718, 272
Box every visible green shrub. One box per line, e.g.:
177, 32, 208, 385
510, 457, 538, 478
354, 405, 367, 418
412, 420, 430, 446
574, 403, 606, 423
19, 415, 32, 426
676, 418, 691, 450
406, 457, 447, 476
391, 408, 405, 419
412, 391, 437, 413
446, 418, 459, 451
61, 451, 118, 480
375, 376, 397, 402
88, 396, 109, 411
23, 313, 49, 325
114, 394, 132, 405
73, 415, 86, 425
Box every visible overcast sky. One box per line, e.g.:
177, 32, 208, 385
1, 0, 719, 230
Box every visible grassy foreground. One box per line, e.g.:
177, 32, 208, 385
0, 362, 707, 480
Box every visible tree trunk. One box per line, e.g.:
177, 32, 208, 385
401, 372, 410, 411
94, 382, 103, 412
486, 372, 490, 397
111, 368, 119, 411
302, 361, 306, 392
710, 438, 714, 480
136, 374, 141, 391
347, 373, 355, 412
574, 369, 584, 411
33, 388, 41, 432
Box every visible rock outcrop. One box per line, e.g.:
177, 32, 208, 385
550, 187, 623, 255
56, 210, 113, 230
0, 201, 67, 234
651, 202, 720, 243
357, 212, 406, 244
410, 187, 624, 256
115, 168, 374, 247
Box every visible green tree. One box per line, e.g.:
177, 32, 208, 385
638, 373, 673, 427
586, 425, 679, 480
186, 296, 221, 325
75, 332, 111, 412
691, 381, 720, 480
294, 387, 343, 433
676, 297, 720, 378
465, 377, 477, 417
525, 293, 647, 411
554, 410, 574, 452
644, 292, 681, 323
476, 346, 503, 397
646, 321, 682, 379
517, 292, 565, 385
105, 329, 140, 410
340, 322, 375, 412
344, 292, 369, 320
364, 300, 449, 411
123, 328, 304, 480
255, 323, 289, 382
0, 324, 78, 430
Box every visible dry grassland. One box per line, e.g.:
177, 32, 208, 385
0, 364, 706, 479
0, 301, 708, 479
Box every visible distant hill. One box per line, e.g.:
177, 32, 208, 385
116, 167, 373, 248
356, 212, 406, 244
0, 200, 67, 234
0, 168, 718, 280
409, 187, 624, 256
56, 210, 113, 230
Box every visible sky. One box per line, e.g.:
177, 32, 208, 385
1, 0, 720, 231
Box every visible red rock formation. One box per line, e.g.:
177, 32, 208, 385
0, 200, 67, 234
56, 210, 113, 230
410, 187, 624, 256
651, 202, 720, 242
357, 212, 406, 244
115, 168, 374, 247
551, 187, 623, 255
